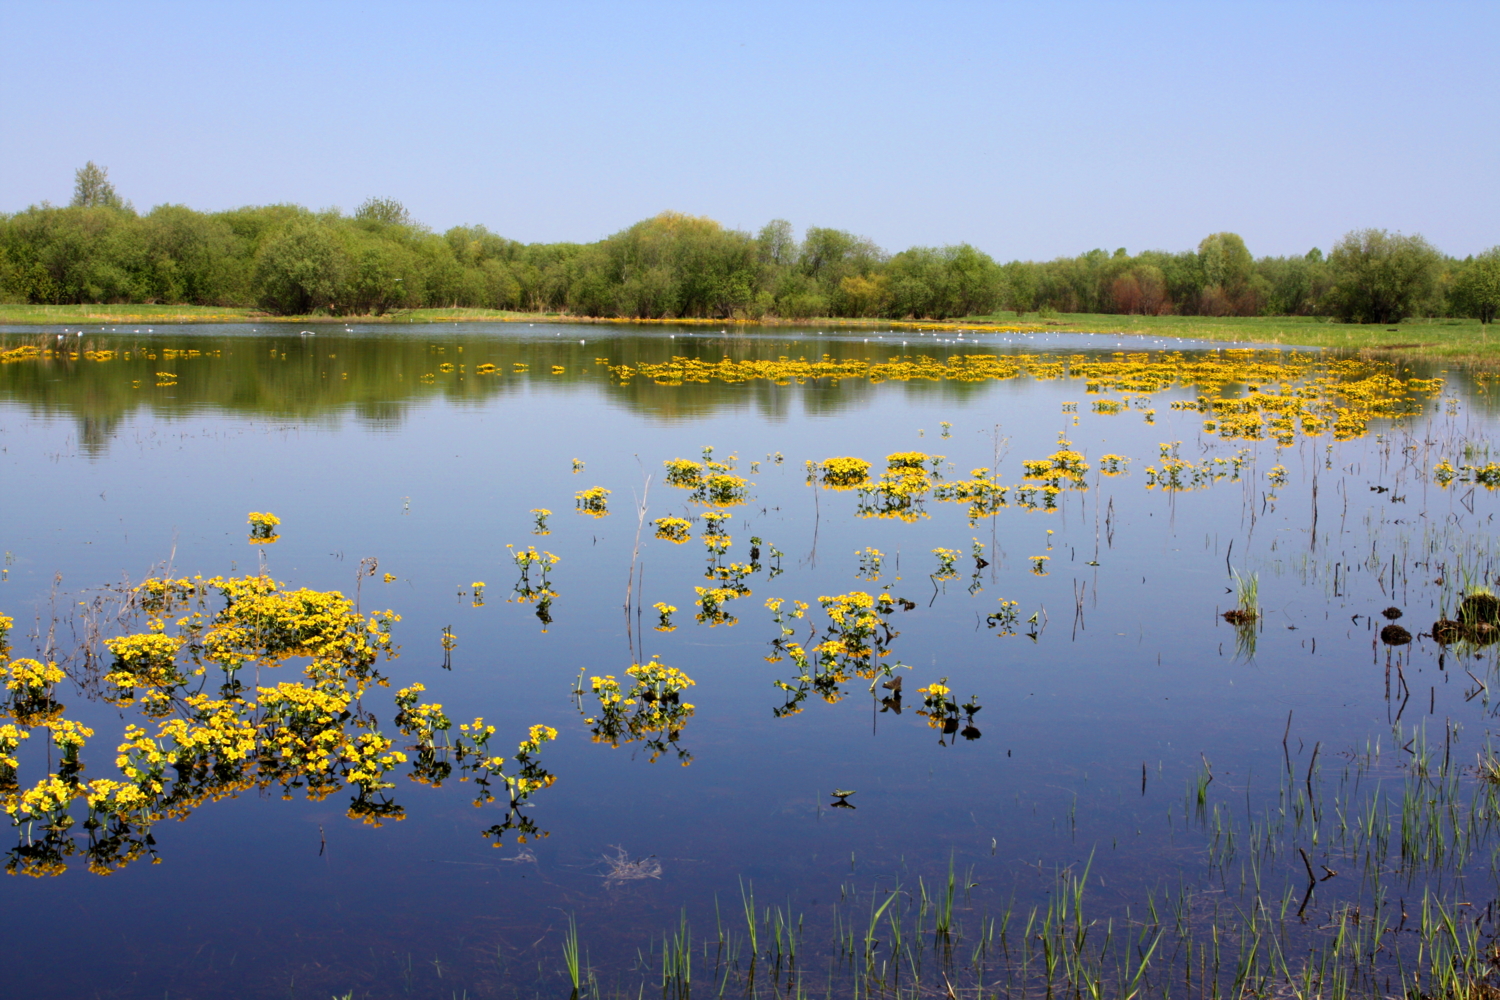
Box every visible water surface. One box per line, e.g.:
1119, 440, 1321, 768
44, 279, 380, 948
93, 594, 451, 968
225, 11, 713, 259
0, 323, 1495, 998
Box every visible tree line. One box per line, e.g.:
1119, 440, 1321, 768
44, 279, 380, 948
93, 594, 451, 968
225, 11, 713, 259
1, 162, 1497, 324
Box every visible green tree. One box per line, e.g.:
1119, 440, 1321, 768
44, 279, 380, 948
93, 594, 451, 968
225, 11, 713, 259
1326, 229, 1442, 324
798, 227, 885, 286
253, 219, 349, 314
1197, 232, 1253, 315
1450, 248, 1500, 324
354, 197, 415, 229
757, 219, 795, 268
70, 161, 124, 210
1001, 260, 1037, 314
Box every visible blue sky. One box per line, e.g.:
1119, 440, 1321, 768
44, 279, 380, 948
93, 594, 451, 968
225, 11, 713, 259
1, 1, 1494, 260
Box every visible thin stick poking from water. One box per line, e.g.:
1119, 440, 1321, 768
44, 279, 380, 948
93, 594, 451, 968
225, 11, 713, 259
624, 466, 652, 660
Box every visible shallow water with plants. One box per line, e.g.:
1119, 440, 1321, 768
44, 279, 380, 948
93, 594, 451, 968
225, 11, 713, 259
4, 322, 1500, 999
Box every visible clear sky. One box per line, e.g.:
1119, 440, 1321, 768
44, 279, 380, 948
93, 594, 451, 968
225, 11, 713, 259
1, 0, 1495, 261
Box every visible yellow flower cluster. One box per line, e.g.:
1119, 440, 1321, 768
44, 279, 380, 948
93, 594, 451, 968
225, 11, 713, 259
575, 486, 611, 516
812, 457, 872, 490
530, 508, 551, 534
0, 558, 561, 875
1434, 459, 1500, 489
914, 679, 981, 741
582, 657, 696, 765
663, 454, 752, 506
1021, 437, 1089, 489
247, 511, 281, 544
1143, 442, 1252, 492
768, 590, 907, 714
653, 516, 692, 543
508, 545, 560, 571
1098, 454, 1130, 475
931, 548, 961, 581
694, 586, 745, 627
605, 351, 1441, 450
853, 453, 942, 521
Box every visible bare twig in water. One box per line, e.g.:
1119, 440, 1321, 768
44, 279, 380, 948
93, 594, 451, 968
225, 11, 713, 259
624, 465, 652, 659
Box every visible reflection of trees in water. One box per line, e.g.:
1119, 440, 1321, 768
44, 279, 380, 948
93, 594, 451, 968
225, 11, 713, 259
78, 413, 125, 456
4, 329, 1474, 451
0, 330, 1011, 448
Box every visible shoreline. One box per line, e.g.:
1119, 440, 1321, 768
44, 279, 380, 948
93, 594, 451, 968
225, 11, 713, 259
0, 303, 1492, 364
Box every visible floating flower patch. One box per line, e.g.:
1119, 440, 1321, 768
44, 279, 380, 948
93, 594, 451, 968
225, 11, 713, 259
575, 486, 610, 517
0, 559, 559, 876
247, 511, 280, 544
987, 600, 1021, 636
768, 590, 909, 716
812, 457, 872, 490
1434, 459, 1500, 489
1144, 443, 1251, 492
506, 546, 559, 631
934, 468, 1011, 524
653, 516, 692, 543
693, 586, 743, 627
857, 460, 936, 522
915, 679, 982, 743
931, 548, 961, 581
581, 657, 696, 765
1021, 436, 1089, 489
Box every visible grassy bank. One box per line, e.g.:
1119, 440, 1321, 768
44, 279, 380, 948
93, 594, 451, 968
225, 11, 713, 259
2, 303, 1494, 363
963, 311, 1498, 361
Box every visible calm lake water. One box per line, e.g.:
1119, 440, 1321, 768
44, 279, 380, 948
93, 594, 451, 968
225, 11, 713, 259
1, 323, 1497, 998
